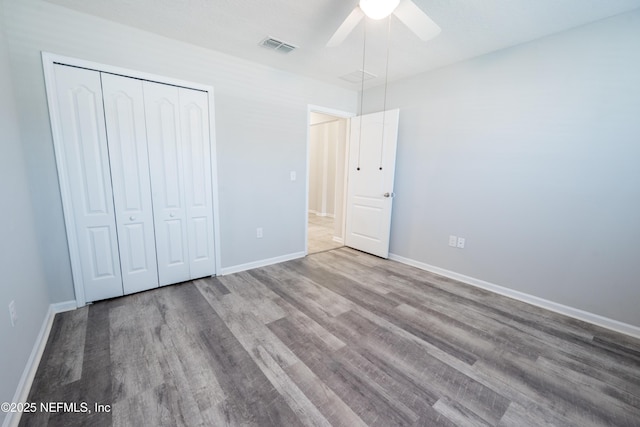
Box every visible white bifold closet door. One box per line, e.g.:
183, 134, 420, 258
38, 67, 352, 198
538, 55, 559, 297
143, 81, 216, 286
52, 65, 123, 302
101, 74, 159, 294
51, 63, 215, 302
178, 88, 216, 280
143, 82, 190, 285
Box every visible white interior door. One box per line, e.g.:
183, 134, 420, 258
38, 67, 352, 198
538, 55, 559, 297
143, 81, 191, 286
52, 65, 123, 301
101, 73, 159, 294
179, 88, 216, 279
345, 109, 399, 258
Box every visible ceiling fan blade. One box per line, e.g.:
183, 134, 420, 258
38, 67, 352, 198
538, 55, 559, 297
327, 7, 364, 47
393, 0, 441, 42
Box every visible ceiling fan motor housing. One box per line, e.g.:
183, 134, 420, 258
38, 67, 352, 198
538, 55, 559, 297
359, 0, 401, 20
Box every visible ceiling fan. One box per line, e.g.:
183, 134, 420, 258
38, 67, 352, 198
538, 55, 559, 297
327, 0, 441, 47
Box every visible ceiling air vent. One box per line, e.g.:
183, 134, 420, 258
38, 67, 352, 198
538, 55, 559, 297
340, 69, 377, 84
260, 37, 297, 54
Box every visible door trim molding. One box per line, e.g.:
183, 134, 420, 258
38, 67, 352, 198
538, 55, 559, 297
41, 52, 222, 306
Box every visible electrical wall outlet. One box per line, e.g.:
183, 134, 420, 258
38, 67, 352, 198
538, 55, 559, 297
290, 171, 297, 181
256, 227, 263, 238
9, 300, 17, 327
457, 237, 466, 249
448, 235, 457, 247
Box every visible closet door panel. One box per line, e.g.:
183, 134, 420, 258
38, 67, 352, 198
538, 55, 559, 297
53, 65, 123, 302
102, 73, 159, 295
143, 81, 190, 285
180, 88, 215, 279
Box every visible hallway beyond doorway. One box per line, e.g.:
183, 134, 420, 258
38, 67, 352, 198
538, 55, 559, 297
308, 214, 342, 254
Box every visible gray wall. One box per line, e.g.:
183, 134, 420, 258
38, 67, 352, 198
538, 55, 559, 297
364, 10, 640, 326
1, 0, 356, 302
0, 6, 51, 424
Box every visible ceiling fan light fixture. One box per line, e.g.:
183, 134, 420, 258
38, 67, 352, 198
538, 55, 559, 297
359, 0, 400, 20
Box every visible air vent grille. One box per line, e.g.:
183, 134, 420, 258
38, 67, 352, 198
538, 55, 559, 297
340, 69, 377, 84
260, 37, 297, 54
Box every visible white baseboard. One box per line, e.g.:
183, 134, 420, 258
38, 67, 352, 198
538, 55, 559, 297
220, 251, 306, 275
332, 236, 344, 244
3, 300, 76, 427
388, 253, 640, 340
308, 210, 335, 218
51, 300, 78, 313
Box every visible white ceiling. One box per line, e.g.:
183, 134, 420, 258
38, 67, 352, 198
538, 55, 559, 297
44, 0, 640, 89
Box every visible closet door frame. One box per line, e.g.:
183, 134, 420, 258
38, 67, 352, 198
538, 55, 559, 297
42, 52, 222, 307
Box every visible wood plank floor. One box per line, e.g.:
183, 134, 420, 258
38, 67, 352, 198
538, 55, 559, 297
20, 248, 640, 426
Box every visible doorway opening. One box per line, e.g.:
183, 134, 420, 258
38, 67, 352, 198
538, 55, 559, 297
307, 110, 350, 255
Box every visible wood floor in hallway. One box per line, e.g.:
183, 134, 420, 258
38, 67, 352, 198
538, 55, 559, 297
20, 248, 640, 426
308, 214, 342, 255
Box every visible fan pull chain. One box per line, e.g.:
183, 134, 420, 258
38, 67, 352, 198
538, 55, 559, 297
379, 16, 392, 171
356, 18, 367, 171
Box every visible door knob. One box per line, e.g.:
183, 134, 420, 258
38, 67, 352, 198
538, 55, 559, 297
129, 216, 136, 221
170, 212, 175, 217
383, 192, 395, 198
